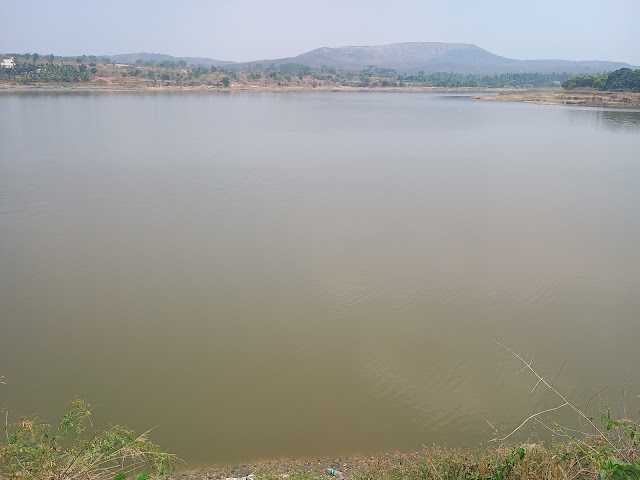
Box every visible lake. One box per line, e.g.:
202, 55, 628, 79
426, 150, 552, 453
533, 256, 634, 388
1, 90, 639, 467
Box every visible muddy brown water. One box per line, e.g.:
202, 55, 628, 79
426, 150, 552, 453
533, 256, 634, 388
1, 90, 639, 467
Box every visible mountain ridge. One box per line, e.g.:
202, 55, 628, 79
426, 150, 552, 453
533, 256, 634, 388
109, 42, 638, 74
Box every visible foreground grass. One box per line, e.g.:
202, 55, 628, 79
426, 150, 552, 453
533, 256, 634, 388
179, 435, 638, 480
349, 443, 585, 480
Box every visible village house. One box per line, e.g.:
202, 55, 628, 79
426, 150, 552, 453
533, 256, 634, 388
1, 56, 15, 68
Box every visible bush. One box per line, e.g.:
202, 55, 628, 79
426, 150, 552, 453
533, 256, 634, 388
561, 74, 596, 90
562, 68, 640, 92
0, 398, 176, 480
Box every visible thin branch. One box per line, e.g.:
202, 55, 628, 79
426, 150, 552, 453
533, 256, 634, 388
530, 377, 544, 393
492, 402, 568, 442
491, 339, 629, 463
549, 419, 598, 438
12, 456, 46, 480
585, 386, 608, 422
547, 419, 601, 457
58, 430, 97, 480
551, 360, 567, 387
518, 355, 534, 374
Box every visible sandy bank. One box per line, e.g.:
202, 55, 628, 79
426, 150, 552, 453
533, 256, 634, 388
474, 89, 640, 108
0, 81, 518, 94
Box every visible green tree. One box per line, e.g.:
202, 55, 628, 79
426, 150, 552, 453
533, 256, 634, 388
606, 68, 640, 91
279, 63, 311, 76
561, 74, 596, 90
32, 53, 39, 64
221, 76, 230, 87
593, 73, 608, 90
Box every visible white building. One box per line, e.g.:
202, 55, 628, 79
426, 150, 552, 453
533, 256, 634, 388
1, 56, 15, 68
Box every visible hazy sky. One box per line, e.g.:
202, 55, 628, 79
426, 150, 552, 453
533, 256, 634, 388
2, 0, 639, 65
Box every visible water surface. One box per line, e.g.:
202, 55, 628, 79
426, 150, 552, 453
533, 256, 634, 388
1, 91, 639, 466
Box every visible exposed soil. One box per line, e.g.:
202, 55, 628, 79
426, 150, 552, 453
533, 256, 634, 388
474, 89, 640, 108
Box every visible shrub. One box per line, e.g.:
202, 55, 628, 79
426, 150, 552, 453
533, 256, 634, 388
0, 398, 176, 480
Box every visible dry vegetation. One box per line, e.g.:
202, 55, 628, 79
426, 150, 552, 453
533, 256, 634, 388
474, 89, 640, 108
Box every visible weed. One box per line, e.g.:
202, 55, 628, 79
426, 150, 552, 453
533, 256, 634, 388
0, 398, 177, 480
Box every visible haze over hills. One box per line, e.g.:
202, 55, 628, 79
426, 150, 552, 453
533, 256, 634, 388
109, 52, 236, 67
110, 42, 637, 74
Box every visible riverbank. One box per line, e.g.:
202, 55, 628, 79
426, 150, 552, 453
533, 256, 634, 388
0, 80, 516, 94
5, 80, 639, 110
474, 88, 640, 108
169, 441, 612, 480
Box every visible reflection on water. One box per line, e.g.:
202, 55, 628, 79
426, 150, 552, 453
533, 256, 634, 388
564, 106, 640, 133
0, 92, 639, 466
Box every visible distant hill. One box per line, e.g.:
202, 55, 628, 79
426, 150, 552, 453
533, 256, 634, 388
241, 42, 637, 74
108, 52, 236, 67
108, 43, 637, 75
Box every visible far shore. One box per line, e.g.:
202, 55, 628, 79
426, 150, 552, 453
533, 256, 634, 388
474, 88, 640, 108
0, 81, 521, 94
3, 81, 639, 109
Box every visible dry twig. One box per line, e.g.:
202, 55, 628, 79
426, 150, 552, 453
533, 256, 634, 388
491, 340, 629, 463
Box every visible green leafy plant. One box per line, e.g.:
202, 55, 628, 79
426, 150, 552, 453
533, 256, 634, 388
0, 398, 176, 480
599, 459, 640, 480
596, 407, 640, 480
461, 446, 525, 480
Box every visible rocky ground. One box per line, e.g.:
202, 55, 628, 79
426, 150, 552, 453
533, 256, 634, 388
168, 453, 397, 480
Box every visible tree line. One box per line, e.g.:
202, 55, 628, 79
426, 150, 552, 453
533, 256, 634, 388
0, 59, 89, 83
396, 71, 572, 88
562, 68, 640, 92
6, 51, 632, 90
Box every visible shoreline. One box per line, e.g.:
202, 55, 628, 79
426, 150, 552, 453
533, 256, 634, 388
473, 88, 640, 108
0, 83, 512, 94
168, 440, 604, 480
174, 453, 377, 480
3, 82, 639, 109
